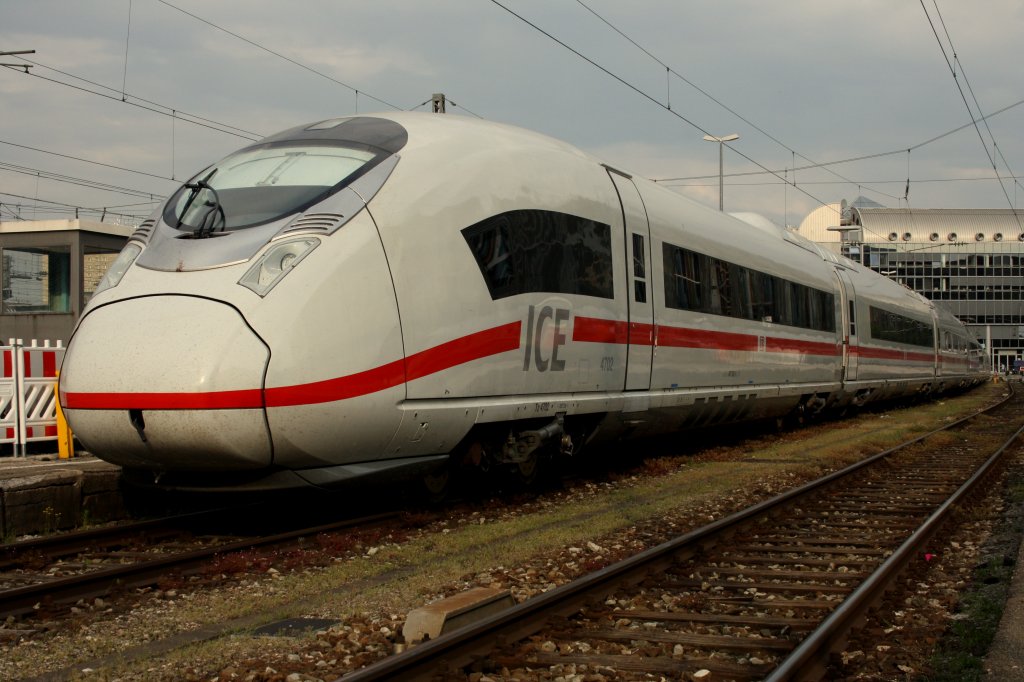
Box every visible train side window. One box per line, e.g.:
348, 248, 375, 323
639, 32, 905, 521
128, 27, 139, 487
632, 233, 647, 303
462, 210, 614, 300
632, 233, 646, 279
848, 300, 856, 336
819, 290, 834, 332
713, 258, 732, 316
731, 264, 752, 321
663, 244, 702, 311
772, 277, 791, 326
869, 305, 932, 347
634, 280, 647, 303
792, 283, 809, 329
704, 254, 722, 315
752, 271, 774, 322
808, 288, 822, 332
662, 241, 834, 332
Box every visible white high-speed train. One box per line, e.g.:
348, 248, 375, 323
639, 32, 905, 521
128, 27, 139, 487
59, 113, 987, 492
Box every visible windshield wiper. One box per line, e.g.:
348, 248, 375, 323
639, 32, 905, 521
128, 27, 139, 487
191, 183, 226, 238
175, 169, 227, 237
176, 169, 215, 228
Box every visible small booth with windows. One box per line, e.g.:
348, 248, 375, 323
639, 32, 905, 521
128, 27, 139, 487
0, 219, 131, 344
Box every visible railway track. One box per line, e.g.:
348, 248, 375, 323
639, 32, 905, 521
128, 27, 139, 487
342, 385, 1023, 681
0, 506, 399, 620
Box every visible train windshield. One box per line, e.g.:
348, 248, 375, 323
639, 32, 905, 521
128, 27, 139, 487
165, 142, 380, 233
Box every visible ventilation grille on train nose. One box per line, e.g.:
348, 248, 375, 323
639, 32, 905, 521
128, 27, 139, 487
130, 219, 156, 242
281, 213, 346, 234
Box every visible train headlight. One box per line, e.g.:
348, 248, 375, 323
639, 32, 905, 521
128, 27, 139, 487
239, 237, 320, 296
92, 242, 143, 297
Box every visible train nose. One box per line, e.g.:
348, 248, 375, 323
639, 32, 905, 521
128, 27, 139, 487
60, 296, 272, 471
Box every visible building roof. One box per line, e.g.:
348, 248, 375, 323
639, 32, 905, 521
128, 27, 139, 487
851, 208, 1024, 244
796, 205, 1024, 245
795, 202, 844, 242
0, 218, 133, 238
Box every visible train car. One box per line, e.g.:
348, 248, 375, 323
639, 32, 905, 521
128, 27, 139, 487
58, 113, 987, 492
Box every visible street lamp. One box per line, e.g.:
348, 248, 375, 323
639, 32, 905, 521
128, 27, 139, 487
703, 133, 739, 211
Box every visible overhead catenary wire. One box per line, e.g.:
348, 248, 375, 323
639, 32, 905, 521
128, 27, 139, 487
0, 191, 151, 221
122, 0, 133, 100
487, 0, 842, 220
527, 0, 1024, 234
1, 57, 489, 222
574, 0, 1024, 207
0, 161, 164, 201
3, 59, 261, 141
4, 5, 1014, 226
572, 0, 901, 204
407, 96, 486, 119
154, 0, 404, 112
929, 0, 1021, 192
654, 96, 1024, 184
0, 139, 177, 183
663, 175, 1023, 189
12, 0, 413, 223
492, 0, 952, 244
0, 203, 26, 220
919, 0, 1022, 230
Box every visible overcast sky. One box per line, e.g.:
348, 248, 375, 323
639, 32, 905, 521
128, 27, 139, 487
2, 0, 1023, 228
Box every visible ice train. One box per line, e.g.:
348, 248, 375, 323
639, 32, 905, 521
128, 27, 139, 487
58, 113, 987, 491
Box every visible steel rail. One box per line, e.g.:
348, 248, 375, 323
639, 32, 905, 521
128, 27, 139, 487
0, 511, 398, 619
767, 403, 1024, 679
338, 386, 1016, 681
0, 505, 257, 565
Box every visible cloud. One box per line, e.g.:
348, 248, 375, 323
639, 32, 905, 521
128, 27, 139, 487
2, 0, 1023, 225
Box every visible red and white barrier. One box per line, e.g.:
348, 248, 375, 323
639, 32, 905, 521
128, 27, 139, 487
1, 339, 64, 456
1, 345, 15, 448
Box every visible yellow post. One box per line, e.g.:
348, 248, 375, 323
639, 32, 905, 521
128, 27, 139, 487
54, 371, 74, 459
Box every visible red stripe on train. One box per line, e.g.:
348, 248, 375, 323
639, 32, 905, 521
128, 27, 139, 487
574, 316, 841, 357
265, 321, 522, 407
572, 317, 629, 344
850, 346, 935, 363
62, 321, 522, 410
62, 388, 264, 410
60, 313, 944, 411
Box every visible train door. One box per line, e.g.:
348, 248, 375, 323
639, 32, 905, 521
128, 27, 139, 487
607, 168, 654, 391
834, 268, 859, 381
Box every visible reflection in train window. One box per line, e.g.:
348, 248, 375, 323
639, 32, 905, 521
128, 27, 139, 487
869, 306, 933, 347
662, 242, 835, 333
462, 210, 614, 300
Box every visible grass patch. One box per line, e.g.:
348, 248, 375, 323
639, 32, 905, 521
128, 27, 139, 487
8, 383, 1007, 680
922, 467, 1024, 682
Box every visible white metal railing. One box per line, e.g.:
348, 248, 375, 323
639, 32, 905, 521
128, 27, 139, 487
0, 338, 64, 456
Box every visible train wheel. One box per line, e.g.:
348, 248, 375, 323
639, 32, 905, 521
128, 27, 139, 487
420, 462, 452, 504
513, 451, 541, 487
